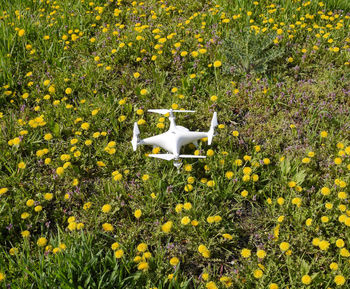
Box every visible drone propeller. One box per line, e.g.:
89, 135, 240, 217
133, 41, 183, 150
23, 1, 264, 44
131, 122, 140, 151
148, 154, 175, 160
148, 109, 195, 115
148, 154, 206, 160
208, 112, 218, 145
179, 155, 206, 159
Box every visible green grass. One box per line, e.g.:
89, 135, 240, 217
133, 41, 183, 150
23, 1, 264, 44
0, 0, 350, 288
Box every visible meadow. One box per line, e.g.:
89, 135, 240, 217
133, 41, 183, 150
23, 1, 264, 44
0, 0, 350, 288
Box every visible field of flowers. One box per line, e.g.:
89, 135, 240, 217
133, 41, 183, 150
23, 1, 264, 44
0, 0, 350, 288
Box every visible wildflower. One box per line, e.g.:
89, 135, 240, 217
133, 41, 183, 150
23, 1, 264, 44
0, 188, 8, 195
210, 95, 217, 101
44, 193, 53, 201
206, 281, 218, 289
169, 257, 179, 266
232, 131, 239, 137
21, 212, 30, 219
319, 240, 330, 251
269, 283, 279, 289
257, 249, 266, 259
241, 190, 248, 197
207, 149, 214, 157
225, 171, 234, 179
181, 216, 191, 225
81, 122, 90, 130
220, 276, 232, 288
254, 269, 263, 279
18, 29, 25, 37
115, 249, 124, 259
301, 275, 311, 285
330, 263, 338, 270
134, 209, 142, 219
102, 223, 114, 232
37, 237, 48, 247
321, 187, 330, 196
241, 248, 251, 258
162, 221, 173, 233
222, 233, 233, 240
0, 272, 5, 281
213, 60, 222, 67
142, 174, 149, 181
137, 243, 147, 252
137, 261, 149, 271
320, 131, 328, 138
334, 275, 345, 286
102, 204, 111, 213
18, 162, 26, 169
279, 242, 290, 251
183, 202, 192, 210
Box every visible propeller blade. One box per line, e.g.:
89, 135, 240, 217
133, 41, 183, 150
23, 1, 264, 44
179, 155, 206, 159
133, 122, 140, 135
211, 112, 218, 127
131, 122, 140, 151
172, 110, 195, 113
208, 112, 218, 145
148, 154, 175, 160
131, 138, 138, 151
148, 109, 170, 115
148, 109, 195, 115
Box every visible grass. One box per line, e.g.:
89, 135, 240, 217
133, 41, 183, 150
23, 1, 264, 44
0, 0, 350, 288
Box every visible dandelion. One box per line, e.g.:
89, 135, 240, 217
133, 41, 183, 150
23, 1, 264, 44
169, 257, 179, 266
37, 237, 48, 247
334, 275, 345, 286
137, 261, 149, 271
81, 122, 90, 130
102, 223, 114, 232
115, 249, 124, 259
241, 248, 251, 258
301, 275, 311, 285
318, 240, 330, 251
137, 243, 147, 252
183, 202, 192, 210
102, 204, 111, 213
320, 131, 328, 138
213, 60, 222, 67
44, 193, 53, 201
254, 269, 263, 279
134, 209, 142, 219
222, 233, 233, 240
0, 188, 8, 195
206, 281, 218, 289
18, 29, 25, 37
140, 89, 148, 95
256, 249, 266, 259
162, 221, 173, 233
181, 216, 191, 225
18, 162, 26, 169
279, 242, 290, 252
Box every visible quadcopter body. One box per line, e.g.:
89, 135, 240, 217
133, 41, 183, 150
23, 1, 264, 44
131, 109, 217, 168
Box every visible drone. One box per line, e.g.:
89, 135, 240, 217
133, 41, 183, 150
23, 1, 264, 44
131, 109, 218, 168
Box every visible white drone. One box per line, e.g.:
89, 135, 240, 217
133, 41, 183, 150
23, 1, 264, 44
131, 109, 218, 168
